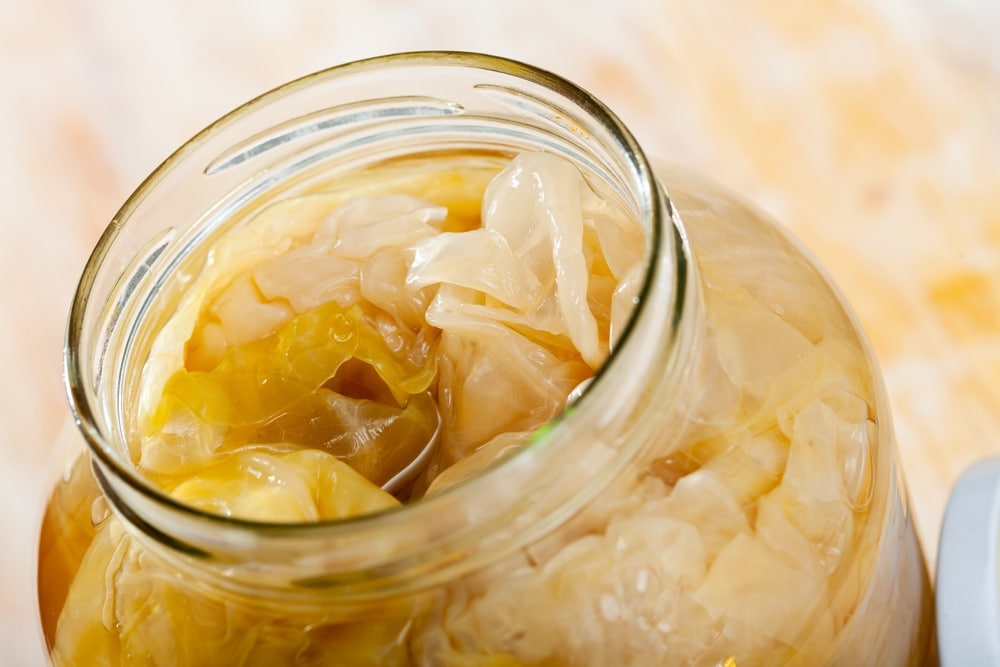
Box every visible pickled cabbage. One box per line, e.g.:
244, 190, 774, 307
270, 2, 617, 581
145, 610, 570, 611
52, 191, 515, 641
47, 150, 892, 666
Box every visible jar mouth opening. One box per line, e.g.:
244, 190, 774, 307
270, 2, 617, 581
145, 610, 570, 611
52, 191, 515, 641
65, 51, 674, 540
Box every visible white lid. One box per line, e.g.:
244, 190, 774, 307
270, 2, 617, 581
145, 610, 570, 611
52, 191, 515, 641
937, 456, 1000, 665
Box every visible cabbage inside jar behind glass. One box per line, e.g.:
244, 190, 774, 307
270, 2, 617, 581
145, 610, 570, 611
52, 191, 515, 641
52, 148, 881, 666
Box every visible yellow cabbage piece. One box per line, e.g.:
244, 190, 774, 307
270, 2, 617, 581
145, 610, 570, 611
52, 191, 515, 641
152, 300, 437, 430
169, 448, 400, 522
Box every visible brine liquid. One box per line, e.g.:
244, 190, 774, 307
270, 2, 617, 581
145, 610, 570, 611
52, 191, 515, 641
38, 453, 101, 652
38, 152, 933, 665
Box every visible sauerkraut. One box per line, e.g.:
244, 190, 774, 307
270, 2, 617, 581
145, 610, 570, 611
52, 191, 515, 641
41, 150, 894, 666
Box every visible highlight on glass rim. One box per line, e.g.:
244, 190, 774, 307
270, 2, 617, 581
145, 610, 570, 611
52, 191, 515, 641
36, 52, 935, 666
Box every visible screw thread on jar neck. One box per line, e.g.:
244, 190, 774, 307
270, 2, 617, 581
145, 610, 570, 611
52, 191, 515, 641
66, 52, 698, 603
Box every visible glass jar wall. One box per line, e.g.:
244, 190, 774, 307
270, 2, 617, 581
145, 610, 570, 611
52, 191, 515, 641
36, 52, 935, 666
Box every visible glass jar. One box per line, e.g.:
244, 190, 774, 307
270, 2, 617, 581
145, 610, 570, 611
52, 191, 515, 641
36, 52, 935, 665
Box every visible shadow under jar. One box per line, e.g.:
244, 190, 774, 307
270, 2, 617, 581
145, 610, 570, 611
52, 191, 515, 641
36, 52, 935, 666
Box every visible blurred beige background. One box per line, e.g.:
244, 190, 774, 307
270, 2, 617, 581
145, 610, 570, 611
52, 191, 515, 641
5, 1, 1000, 663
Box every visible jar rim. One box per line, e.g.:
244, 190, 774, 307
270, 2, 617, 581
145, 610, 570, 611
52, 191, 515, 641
64, 51, 684, 583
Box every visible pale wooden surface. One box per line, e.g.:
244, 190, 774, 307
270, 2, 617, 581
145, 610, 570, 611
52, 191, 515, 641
5, 1, 1000, 663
